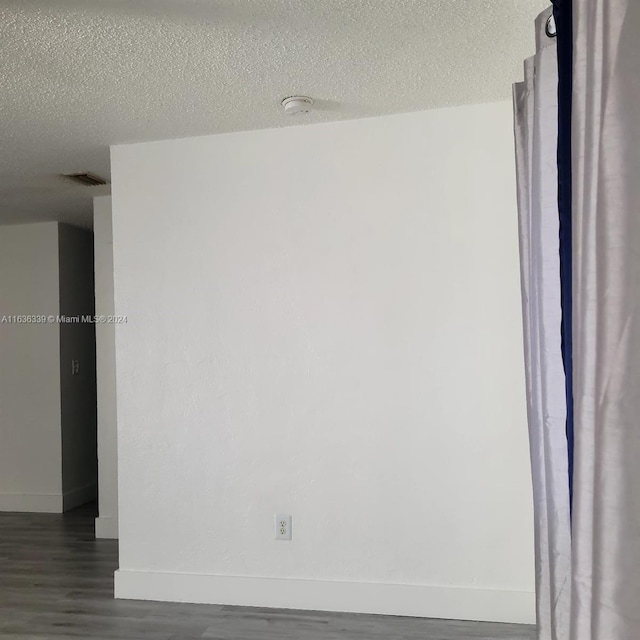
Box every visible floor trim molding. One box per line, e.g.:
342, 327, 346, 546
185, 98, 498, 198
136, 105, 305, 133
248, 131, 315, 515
95, 515, 119, 539
115, 570, 535, 624
0, 492, 63, 513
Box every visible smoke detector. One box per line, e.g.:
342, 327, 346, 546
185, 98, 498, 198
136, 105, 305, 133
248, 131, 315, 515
281, 96, 314, 116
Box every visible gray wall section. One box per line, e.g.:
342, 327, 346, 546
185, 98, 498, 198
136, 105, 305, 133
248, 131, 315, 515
58, 223, 98, 510
93, 196, 118, 538
0, 222, 63, 512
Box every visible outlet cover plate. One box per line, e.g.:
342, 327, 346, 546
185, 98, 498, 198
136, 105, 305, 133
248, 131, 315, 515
275, 514, 292, 541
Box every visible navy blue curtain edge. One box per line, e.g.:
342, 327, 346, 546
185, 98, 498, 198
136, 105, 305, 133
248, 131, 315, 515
552, 0, 574, 512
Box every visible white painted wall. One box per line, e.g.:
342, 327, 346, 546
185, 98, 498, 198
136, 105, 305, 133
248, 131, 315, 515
111, 102, 535, 623
94, 196, 119, 539
0, 222, 63, 512
58, 224, 98, 511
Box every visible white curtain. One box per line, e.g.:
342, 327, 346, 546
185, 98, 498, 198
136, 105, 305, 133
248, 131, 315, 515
513, 8, 572, 640
516, 2, 640, 639
570, 0, 640, 638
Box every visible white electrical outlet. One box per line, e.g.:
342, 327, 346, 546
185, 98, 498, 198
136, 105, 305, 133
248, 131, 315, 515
275, 514, 292, 541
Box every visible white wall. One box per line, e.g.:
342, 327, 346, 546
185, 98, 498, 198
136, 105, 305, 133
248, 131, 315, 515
0, 222, 63, 512
111, 102, 535, 623
94, 195, 119, 538
0, 222, 98, 513
58, 223, 98, 511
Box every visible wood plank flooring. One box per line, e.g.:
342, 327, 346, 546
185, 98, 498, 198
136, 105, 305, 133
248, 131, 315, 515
0, 505, 536, 639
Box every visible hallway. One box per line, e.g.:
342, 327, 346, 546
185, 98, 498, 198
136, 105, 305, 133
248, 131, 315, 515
0, 506, 535, 639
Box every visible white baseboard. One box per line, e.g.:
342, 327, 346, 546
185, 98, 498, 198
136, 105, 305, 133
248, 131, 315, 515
115, 570, 535, 624
95, 515, 119, 539
0, 492, 63, 513
63, 483, 97, 512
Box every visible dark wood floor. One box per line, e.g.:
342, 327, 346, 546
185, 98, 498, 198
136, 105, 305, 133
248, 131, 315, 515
0, 504, 536, 639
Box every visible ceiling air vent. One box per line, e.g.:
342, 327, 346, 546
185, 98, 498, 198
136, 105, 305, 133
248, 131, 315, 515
62, 172, 108, 187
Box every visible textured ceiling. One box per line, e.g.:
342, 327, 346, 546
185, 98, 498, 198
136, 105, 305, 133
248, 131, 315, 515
0, 0, 547, 228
